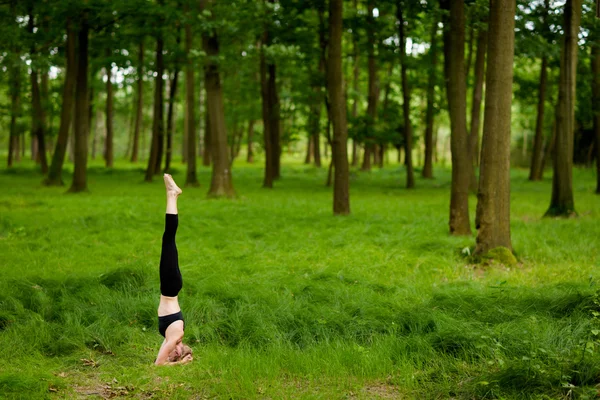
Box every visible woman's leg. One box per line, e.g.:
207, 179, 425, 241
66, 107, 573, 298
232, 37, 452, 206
160, 174, 183, 297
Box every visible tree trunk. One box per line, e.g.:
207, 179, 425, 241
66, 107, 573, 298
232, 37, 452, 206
529, 57, 548, 181
105, 57, 114, 168
28, 9, 48, 174
592, 36, 600, 194
468, 27, 488, 191
351, 0, 360, 167
46, 23, 76, 186
441, 0, 471, 235
165, 68, 180, 173
203, 104, 211, 166
184, 9, 199, 186
328, 0, 350, 214
308, 86, 323, 167
304, 135, 313, 164
131, 41, 144, 162
268, 63, 281, 179
474, 0, 515, 255
545, 0, 582, 217
8, 1, 20, 168
422, 19, 438, 179
362, 0, 378, 172
260, 29, 274, 187
247, 119, 255, 163
145, 24, 165, 182
69, 13, 89, 192
397, 3, 415, 188
200, 0, 235, 197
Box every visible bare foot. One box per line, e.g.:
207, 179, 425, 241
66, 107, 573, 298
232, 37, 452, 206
164, 174, 182, 197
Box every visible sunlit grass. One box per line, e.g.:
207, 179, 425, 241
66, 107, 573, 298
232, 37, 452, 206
1, 159, 599, 399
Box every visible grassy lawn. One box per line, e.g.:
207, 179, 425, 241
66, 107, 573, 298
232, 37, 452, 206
1, 160, 599, 399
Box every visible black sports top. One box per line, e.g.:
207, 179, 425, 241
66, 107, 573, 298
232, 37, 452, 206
158, 311, 184, 337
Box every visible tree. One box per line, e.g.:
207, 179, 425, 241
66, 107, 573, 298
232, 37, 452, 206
422, 16, 438, 179
104, 53, 114, 168
545, 0, 582, 217
69, 12, 90, 193
441, 0, 471, 235
28, 6, 49, 174
45, 22, 77, 186
328, 0, 350, 215
593, 34, 600, 194
396, 1, 414, 189
474, 0, 515, 255
200, 0, 235, 197
362, 0, 378, 172
130, 41, 144, 163
468, 24, 487, 192
184, 2, 199, 186
145, 0, 166, 182
529, 0, 550, 181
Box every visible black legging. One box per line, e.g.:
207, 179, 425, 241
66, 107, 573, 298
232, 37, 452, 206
160, 214, 183, 297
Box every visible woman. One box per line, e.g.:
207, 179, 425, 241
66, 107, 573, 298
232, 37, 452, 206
154, 174, 193, 365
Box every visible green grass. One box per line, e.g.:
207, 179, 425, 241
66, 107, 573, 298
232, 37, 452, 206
1, 158, 599, 399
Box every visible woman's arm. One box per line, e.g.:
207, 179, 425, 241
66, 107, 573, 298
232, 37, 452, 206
154, 339, 178, 365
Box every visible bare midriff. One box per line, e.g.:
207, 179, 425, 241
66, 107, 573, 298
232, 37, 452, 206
158, 295, 181, 316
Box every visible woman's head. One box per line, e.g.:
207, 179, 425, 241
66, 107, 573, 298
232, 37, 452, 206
168, 343, 193, 362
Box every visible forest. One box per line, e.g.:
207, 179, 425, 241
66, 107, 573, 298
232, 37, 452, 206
1, 0, 600, 398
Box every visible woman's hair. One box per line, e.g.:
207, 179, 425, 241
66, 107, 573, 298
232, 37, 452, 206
168, 344, 193, 362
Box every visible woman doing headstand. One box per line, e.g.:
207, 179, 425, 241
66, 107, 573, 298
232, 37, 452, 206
154, 174, 193, 365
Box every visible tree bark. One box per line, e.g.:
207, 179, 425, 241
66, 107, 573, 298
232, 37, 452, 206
104, 56, 114, 168
184, 7, 199, 186
441, 0, 471, 235
200, 0, 235, 197
145, 19, 165, 182
165, 68, 180, 173
308, 86, 323, 167
328, 0, 350, 214
351, 0, 360, 167
468, 27, 487, 191
260, 27, 274, 187
362, 0, 378, 172
46, 23, 76, 186
397, 2, 415, 188
474, 0, 515, 254
529, 56, 548, 181
268, 63, 281, 179
69, 13, 89, 192
305, 135, 313, 164
131, 41, 144, 162
28, 9, 48, 174
203, 103, 211, 166
592, 36, 600, 194
247, 119, 255, 163
545, 0, 582, 216
422, 19, 438, 179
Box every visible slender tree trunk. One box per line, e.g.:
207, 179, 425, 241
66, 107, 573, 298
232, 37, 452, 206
397, 3, 415, 188
465, 24, 474, 81
351, 0, 360, 167
260, 30, 274, 187
362, 0, 378, 172
200, 0, 235, 197
247, 119, 255, 163
46, 23, 76, 186
308, 86, 323, 167
545, 0, 582, 216
131, 41, 144, 162
105, 58, 114, 168
28, 9, 48, 174
8, 1, 20, 168
468, 27, 488, 191
304, 135, 313, 164
184, 8, 198, 186
328, 0, 350, 214
203, 104, 211, 165
69, 13, 89, 192
165, 68, 180, 172
529, 56, 548, 181
475, 0, 515, 254
422, 19, 438, 179
441, 0, 471, 235
145, 24, 165, 182
592, 36, 600, 194
268, 63, 281, 179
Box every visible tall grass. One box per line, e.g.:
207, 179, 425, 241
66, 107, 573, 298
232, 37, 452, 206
0, 160, 599, 399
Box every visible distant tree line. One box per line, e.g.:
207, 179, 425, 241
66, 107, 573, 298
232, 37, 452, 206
0, 0, 599, 256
